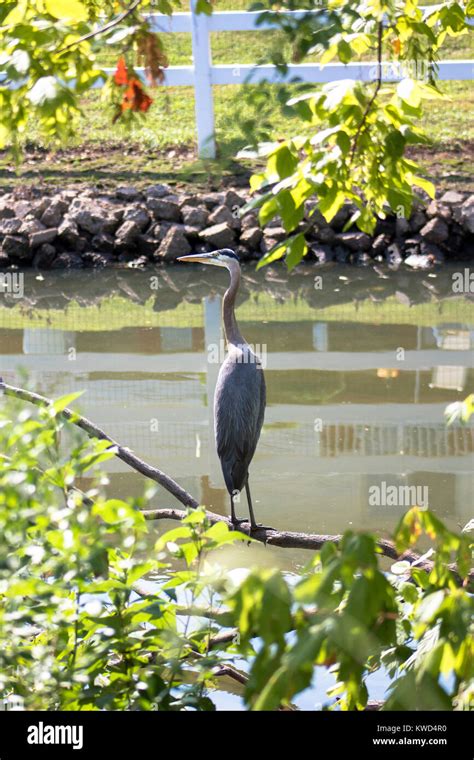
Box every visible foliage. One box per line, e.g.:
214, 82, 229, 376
445, 394, 474, 426
0, 395, 472, 711
243, 0, 474, 268
0, 0, 177, 155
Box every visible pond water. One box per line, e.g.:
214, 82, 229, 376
1, 264, 473, 570
1, 263, 473, 708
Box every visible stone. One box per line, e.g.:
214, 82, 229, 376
78, 206, 119, 235
91, 232, 115, 252
114, 220, 140, 248
136, 234, 159, 256
310, 244, 335, 264
146, 183, 172, 199
76, 236, 88, 253
260, 236, 280, 254
200, 222, 235, 248
241, 212, 259, 230
263, 226, 286, 243
122, 206, 151, 231
395, 217, 410, 236
334, 246, 349, 264
147, 197, 182, 222
126, 255, 149, 268
57, 217, 81, 246
420, 217, 449, 244
331, 204, 352, 231
51, 252, 84, 269
14, 201, 32, 219
0, 218, 22, 235
336, 231, 371, 251
156, 226, 191, 262
208, 204, 240, 230
115, 186, 142, 201
152, 222, 172, 241
439, 190, 465, 205
0, 202, 15, 220
371, 234, 390, 255
0, 251, 11, 267
200, 192, 225, 209
352, 252, 370, 266
426, 200, 451, 221
404, 253, 433, 269
459, 196, 474, 234
30, 228, 58, 248
404, 235, 422, 248
240, 227, 263, 249
374, 217, 396, 237
82, 251, 115, 268
181, 205, 209, 229
420, 241, 444, 263
72, 209, 106, 236
316, 226, 336, 244
409, 210, 427, 233
33, 244, 56, 269
223, 189, 246, 209
40, 198, 68, 227
305, 205, 330, 228
2, 235, 29, 260
20, 219, 45, 236
183, 225, 201, 240
385, 242, 402, 268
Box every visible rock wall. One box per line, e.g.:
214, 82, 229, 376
0, 184, 473, 270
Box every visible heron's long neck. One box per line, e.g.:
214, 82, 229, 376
222, 263, 245, 347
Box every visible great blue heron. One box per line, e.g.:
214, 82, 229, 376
178, 248, 268, 531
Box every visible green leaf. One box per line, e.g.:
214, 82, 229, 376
417, 590, 446, 623
319, 185, 346, 223
397, 79, 421, 108
45, 0, 88, 21
285, 233, 307, 271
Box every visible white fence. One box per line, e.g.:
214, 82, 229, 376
104, 1, 474, 158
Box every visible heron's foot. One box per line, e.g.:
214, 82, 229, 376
231, 517, 250, 528
249, 523, 275, 533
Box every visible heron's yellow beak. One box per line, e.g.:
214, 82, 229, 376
177, 253, 220, 265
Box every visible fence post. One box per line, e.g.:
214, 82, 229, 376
190, 0, 216, 159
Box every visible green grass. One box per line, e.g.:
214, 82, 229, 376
0, 0, 472, 191
1, 292, 473, 331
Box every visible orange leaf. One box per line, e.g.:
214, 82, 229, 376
114, 56, 129, 86
121, 78, 153, 113
391, 38, 401, 56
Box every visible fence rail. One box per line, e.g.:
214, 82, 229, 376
2, 3, 472, 158
135, 2, 473, 158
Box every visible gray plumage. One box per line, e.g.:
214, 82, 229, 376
177, 248, 268, 530
214, 345, 266, 498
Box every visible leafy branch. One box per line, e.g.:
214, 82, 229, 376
57, 0, 144, 54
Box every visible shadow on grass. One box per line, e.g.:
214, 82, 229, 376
0, 140, 254, 193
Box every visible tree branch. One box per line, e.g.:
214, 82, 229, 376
57, 0, 143, 55
0, 379, 198, 510
2, 379, 471, 588
349, 20, 384, 165
141, 507, 473, 586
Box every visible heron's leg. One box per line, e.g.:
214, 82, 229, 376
230, 492, 247, 526
245, 479, 274, 532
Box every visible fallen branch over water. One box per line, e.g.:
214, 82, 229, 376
142, 507, 473, 586
0, 379, 198, 509
2, 379, 472, 586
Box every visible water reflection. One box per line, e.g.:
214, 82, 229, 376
0, 265, 473, 570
